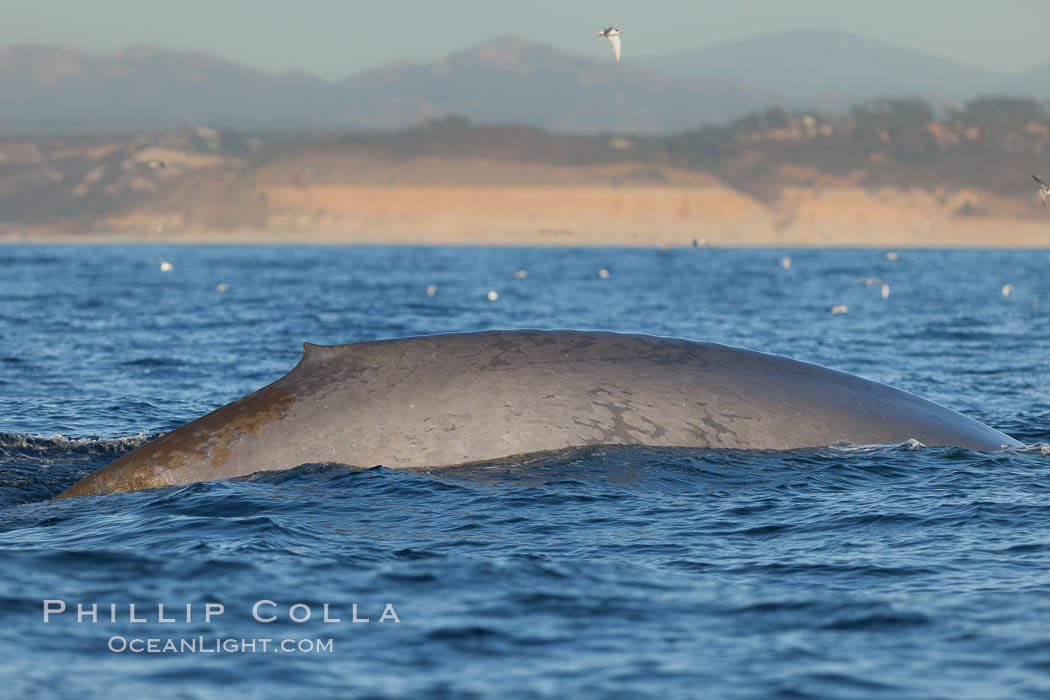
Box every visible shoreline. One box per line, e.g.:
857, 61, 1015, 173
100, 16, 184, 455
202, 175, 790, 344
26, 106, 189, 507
5, 231, 1050, 248
5, 225, 1049, 248
4, 235, 1050, 249
5, 184, 1050, 248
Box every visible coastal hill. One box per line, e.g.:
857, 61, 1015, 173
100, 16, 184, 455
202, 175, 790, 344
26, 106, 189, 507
3, 97, 1050, 246
3, 31, 1050, 135
0, 39, 768, 135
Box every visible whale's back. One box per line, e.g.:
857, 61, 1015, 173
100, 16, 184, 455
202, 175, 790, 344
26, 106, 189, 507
55, 330, 1019, 499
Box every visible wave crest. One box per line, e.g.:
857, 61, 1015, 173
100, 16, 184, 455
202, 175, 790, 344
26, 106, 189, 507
0, 432, 155, 456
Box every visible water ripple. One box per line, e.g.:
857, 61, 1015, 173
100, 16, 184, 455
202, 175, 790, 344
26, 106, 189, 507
1, 246, 1049, 698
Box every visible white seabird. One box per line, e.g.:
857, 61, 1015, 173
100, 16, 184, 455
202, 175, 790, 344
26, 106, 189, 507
853, 276, 885, 286
1032, 174, 1050, 208
595, 27, 622, 63
853, 276, 890, 299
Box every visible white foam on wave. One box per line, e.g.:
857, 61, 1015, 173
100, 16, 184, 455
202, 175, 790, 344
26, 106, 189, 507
1013, 442, 1050, 456
827, 439, 927, 453
831, 440, 1048, 456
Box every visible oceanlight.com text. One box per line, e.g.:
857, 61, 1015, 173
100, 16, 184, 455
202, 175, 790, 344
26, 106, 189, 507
107, 636, 335, 654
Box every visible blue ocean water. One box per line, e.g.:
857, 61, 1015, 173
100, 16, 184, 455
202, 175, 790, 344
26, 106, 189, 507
1, 245, 1048, 698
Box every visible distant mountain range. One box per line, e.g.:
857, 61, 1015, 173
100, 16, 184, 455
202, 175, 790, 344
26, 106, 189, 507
636, 28, 1050, 112
2, 30, 1049, 135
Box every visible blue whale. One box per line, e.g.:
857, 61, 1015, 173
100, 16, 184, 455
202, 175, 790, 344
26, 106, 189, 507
55, 330, 1020, 499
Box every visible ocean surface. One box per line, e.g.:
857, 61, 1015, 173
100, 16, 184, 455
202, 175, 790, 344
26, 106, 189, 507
1, 244, 1048, 699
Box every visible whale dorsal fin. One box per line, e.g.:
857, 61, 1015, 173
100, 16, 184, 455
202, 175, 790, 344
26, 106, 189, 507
301, 342, 345, 365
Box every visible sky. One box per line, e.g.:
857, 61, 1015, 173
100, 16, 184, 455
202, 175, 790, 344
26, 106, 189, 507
2, 0, 1047, 79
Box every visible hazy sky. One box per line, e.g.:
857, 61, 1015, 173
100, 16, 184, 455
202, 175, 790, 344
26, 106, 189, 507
2, 0, 1047, 79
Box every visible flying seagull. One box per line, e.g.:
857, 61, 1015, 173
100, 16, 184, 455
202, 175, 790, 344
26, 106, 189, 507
595, 27, 622, 63
1032, 174, 1050, 208
295, 162, 318, 186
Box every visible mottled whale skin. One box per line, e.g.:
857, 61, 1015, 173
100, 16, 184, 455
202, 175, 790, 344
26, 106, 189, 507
55, 330, 1020, 499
